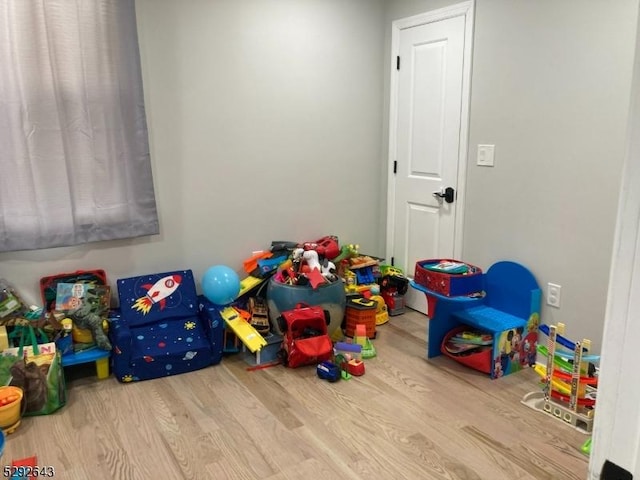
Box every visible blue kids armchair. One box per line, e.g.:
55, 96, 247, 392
109, 269, 223, 383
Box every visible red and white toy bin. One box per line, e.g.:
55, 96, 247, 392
413, 259, 483, 297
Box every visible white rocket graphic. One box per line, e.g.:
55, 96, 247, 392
132, 274, 182, 314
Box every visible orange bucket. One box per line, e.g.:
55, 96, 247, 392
0, 386, 23, 433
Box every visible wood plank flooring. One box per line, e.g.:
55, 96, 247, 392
2, 310, 589, 479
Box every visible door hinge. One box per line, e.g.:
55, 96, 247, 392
393, 160, 397, 174
396, 56, 400, 70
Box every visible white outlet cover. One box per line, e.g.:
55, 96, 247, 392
547, 283, 561, 308
477, 144, 495, 167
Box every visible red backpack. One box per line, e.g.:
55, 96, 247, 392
277, 304, 332, 368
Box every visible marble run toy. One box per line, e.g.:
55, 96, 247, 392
521, 323, 598, 434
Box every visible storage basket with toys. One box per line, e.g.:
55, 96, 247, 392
413, 259, 483, 297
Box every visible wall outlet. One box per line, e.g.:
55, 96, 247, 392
547, 283, 561, 308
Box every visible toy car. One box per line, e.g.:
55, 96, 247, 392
316, 361, 341, 382
248, 297, 271, 336
304, 235, 340, 260
343, 358, 365, 376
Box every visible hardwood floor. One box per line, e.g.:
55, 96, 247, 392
2, 310, 589, 479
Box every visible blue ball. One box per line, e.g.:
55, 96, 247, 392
202, 265, 241, 306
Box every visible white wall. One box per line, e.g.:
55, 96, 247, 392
383, 0, 638, 353
464, 0, 637, 353
0, 0, 386, 305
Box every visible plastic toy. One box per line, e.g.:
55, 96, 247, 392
581, 437, 592, 456
333, 354, 352, 380
349, 255, 380, 269
333, 342, 366, 375
266, 276, 346, 337
248, 297, 270, 336
241, 332, 283, 367
333, 244, 359, 264
371, 295, 389, 326
342, 358, 365, 376
521, 323, 598, 434
0, 386, 23, 434
237, 275, 268, 298
256, 255, 288, 277
219, 307, 267, 354
334, 341, 362, 361
380, 289, 405, 316
66, 286, 112, 350
300, 250, 325, 288
269, 240, 300, 254
243, 251, 273, 276
316, 361, 341, 382
303, 235, 340, 260
321, 259, 338, 282
379, 264, 404, 277
277, 304, 332, 368
344, 297, 377, 338
379, 269, 409, 316
354, 324, 376, 359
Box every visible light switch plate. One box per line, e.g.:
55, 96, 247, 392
477, 144, 495, 167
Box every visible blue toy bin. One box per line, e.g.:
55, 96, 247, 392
266, 277, 346, 336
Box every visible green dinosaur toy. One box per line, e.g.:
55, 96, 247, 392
67, 286, 112, 351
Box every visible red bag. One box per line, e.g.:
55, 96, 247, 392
277, 304, 332, 368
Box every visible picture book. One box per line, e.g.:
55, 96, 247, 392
55, 283, 111, 312
55, 283, 86, 310
425, 261, 469, 274
444, 340, 481, 355
449, 331, 493, 346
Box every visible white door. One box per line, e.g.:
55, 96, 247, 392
387, 3, 473, 312
589, 5, 640, 477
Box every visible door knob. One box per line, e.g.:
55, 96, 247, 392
433, 187, 455, 204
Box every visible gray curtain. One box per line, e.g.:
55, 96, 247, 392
0, 0, 159, 252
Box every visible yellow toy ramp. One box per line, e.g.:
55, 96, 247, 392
220, 307, 267, 353
237, 276, 266, 299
